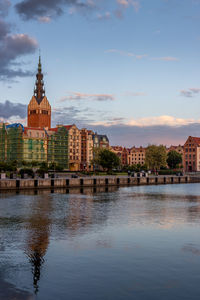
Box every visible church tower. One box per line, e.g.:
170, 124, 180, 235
28, 56, 51, 129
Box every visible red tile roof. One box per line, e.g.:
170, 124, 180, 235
191, 137, 200, 145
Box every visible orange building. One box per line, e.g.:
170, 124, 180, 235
183, 136, 200, 172
28, 56, 51, 129
110, 146, 128, 166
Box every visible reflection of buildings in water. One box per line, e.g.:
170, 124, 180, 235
66, 186, 119, 234
24, 195, 52, 294
127, 192, 200, 228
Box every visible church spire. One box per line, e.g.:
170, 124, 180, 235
34, 55, 45, 104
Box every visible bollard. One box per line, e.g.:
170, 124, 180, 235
16, 179, 20, 188
34, 179, 38, 188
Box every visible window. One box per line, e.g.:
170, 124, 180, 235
42, 110, 48, 115
30, 110, 36, 115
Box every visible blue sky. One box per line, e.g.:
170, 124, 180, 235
0, 0, 200, 146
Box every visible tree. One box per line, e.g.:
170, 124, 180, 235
92, 148, 120, 172
145, 145, 167, 170
167, 150, 182, 169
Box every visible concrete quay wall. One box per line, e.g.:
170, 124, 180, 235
0, 175, 198, 191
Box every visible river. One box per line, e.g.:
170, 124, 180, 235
0, 183, 200, 299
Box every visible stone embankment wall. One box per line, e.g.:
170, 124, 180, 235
0, 176, 199, 191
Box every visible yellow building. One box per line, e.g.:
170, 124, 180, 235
128, 146, 146, 166
80, 129, 94, 171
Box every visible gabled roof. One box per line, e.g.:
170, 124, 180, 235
185, 136, 200, 146
191, 137, 200, 145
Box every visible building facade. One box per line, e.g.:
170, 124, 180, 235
128, 147, 146, 166
183, 136, 200, 172
80, 129, 94, 171
166, 145, 184, 156
110, 146, 128, 166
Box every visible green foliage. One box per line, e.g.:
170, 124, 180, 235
127, 163, 148, 172
19, 168, 34, 177
0, 162, 17, 172
36, 168, 47, 177
145, 145, 167, 170
167, 150, 182, 169
92, 148, 120, 172
49, 162, 64, 171
39, 161, 48, 169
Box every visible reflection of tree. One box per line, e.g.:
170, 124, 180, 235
25, 195, 52, 294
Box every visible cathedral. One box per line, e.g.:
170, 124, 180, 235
28, 56, 51, 129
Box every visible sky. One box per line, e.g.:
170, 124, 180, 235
0, 0, 200, 146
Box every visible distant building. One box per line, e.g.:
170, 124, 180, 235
166, 145, 184, 156
93, 133, 109, 149
128, 146, 146, 166
110, 146, 128, 166
80, 129, 94, 171
183, 136, 200, 172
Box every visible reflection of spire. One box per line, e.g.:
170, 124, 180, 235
34, 55, 45, 104
29, 250, 44, 294
25, 196, 52, 295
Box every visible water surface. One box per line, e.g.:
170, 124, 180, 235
0, 184, 200, 300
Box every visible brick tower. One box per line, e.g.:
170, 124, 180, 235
28, 56, 51, 129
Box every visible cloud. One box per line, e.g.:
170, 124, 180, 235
15, 0, 96, 21
38, 16, 52, 23
59, 92, 115, 102
88, 122, 200, 147
180, 88, 200, 98
0, 0, 10, 17
117, 0, 140, 12
96, 11, 111, 20
0, 4, 38, 79
151, 56, 179, 61
106, 49, 178, 62
127, 115, 196, 127
0, 100, 27, 119
91, 115, 197, 127
1, 100, 200, 147
15, 0, 141, 21
105, 49, 147, 59
0, 28, 38, 79
125, 92, 146, 97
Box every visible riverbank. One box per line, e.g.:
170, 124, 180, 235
0, 175, 200, 191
